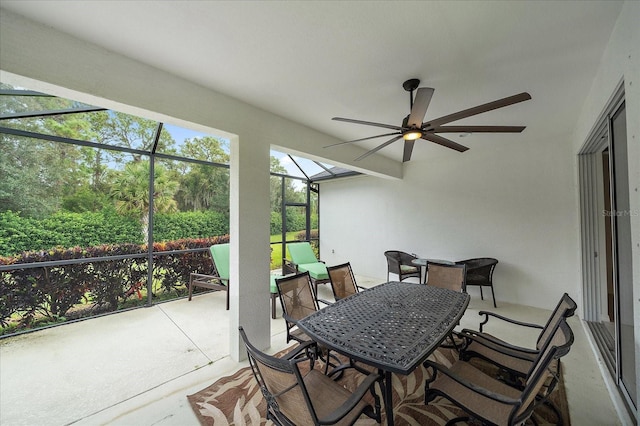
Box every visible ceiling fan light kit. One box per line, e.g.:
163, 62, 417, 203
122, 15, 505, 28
329, 79, 531, 162
402, 130, 422, 141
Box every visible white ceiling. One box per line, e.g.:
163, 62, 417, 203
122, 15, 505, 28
0, 0, 624, 162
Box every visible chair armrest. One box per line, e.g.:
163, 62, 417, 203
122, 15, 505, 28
318, 372, 381, 424
424, 361, 519, 405
282, 259, 299, 275
478, 310, 543, 333
398, 252, 418, 265
458, 329, 539, 358
191, 272, 221, 280
317, 298, 333, 306
282, 340, 317, 361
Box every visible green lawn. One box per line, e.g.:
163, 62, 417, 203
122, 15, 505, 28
270, 232, 299, 269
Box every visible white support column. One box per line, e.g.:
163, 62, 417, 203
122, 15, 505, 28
229, 134, 272, 360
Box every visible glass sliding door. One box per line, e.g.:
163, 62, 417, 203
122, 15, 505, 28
609, 103, 636, 407
579, 88, 636, 419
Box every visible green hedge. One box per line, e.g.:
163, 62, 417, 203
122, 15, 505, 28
268, 211, 312, 236
0, 208, 307, 256
0, 210, 229, 257
154, 211, 228, 241
270, 212, 282, 235
0, 210, 142, 256
0, 236, 229, 333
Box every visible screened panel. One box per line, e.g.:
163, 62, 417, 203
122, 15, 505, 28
0, 87, 97, 119
158, 124, 230, 163
0, 134, 147, 258
0, 257, 148, 333
153, 158, 229, 247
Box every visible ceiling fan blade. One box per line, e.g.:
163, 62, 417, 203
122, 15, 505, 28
332, 117, 403, 131
425, 92, 531, 128
354, 135, 403, 161
432, 125, 526, 133
422, 133, 469, 152
403, 140, 415, 162
407, 87, 435, 128
324, 132, 400, 148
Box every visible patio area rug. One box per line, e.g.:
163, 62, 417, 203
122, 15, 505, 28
187, 346, 570, 425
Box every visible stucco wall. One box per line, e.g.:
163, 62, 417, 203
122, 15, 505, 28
319, 127, 579, 311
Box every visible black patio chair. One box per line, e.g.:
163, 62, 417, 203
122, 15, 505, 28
384, 250, 421, 282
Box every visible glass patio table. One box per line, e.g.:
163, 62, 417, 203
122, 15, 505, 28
412, 258, 455, 283
297, 281, 470, 425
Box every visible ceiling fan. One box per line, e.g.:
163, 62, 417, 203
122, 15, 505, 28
326, 79, 531, 162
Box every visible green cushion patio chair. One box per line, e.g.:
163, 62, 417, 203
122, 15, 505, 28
269, 274, 280, 319
189, 243, 279, 317
283, 242, 330, 298
189, 243, 230, 309
211, 243, 231, 280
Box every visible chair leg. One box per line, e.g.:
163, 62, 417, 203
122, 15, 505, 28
479, 285, 484, 300
439, 332, 462, 351
226, 286, 230, 310
490, 285, 497, 308
188, 276, 194, 301
542, 399, 564, 426
271, 293, 276, 319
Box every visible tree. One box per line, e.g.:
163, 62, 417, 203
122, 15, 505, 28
0, 86, 173, 217
0, 136, 62, 217
110, 161, 179, 242
86, 111, 176, 163
0, 84, 96, 217
175, 136, 230, 213
176, 165, 229, 213
180, 135, 229, 162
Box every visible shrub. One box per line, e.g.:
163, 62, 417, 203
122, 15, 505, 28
286, 211, 306, 233
295, 229, 319, 241
154, 211, 228, 242
0, 210, 230, 257
0, 235, 229, 332
0, 210, 142, 256
270, 211, 282, 235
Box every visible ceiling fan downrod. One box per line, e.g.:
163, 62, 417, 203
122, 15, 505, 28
403, 78, 421, 110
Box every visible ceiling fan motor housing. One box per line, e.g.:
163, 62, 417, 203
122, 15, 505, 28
402, 79, 421, 92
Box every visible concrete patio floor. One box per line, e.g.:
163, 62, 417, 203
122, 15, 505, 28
0, 276, 626, 425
